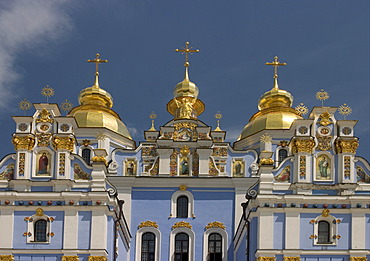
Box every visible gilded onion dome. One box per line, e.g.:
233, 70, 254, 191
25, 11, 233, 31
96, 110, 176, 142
238, 56, 301, 140
68, 54, 132, 139
167, 42, 204, 119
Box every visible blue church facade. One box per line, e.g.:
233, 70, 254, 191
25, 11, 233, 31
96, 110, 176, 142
0, 51, 369, 261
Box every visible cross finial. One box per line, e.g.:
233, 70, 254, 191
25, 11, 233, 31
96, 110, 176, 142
175, 42, 199, 68
87, 53, 108, 87
266, 56, 286, 89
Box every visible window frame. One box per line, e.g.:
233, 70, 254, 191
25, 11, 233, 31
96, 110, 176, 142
203, 227, 228, 261
275, 147, 289, 167
136, 226, 161, 261
170, 190, 194, 218
169, 228, 195, 261
313, 213, 338, 246
26, 211, 52, 244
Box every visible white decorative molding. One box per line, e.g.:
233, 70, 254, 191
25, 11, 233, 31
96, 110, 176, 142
170, 190, 194, 218
135, 226, 161, 261
169, 227, 195, 261
203, 227, 228, 261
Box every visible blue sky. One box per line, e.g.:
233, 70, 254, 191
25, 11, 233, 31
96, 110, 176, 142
0, 0, 369, 159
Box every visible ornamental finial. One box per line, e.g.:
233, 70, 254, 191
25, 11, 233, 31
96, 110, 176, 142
315, 89, 329, 106
338, 103, 352, 120
175, 42, 199, 80
214, 111, 223, 131
149, 111, 157, 131
265, 56, 287, 90
87, 53, 108, 88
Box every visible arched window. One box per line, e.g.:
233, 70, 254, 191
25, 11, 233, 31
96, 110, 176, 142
318, 221, 331, 244
177, 196, 188, 218
141, 232, 156, 261
208, 233, 222, 261
34, 220, 47, 242
175, 233, 189, 261
82, 148, 91, 164
278, 149, 288, 164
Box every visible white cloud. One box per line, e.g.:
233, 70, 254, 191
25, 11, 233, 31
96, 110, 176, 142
0, 1, 72, 109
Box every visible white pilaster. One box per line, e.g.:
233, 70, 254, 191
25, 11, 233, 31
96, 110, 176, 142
351, 211, 365, 249
157, 148, 172, 175
90, 209, 108, 249
197, 148, 212, 176
258, 210, 274, 249
285, 211, 300, 249
0, 209, 14, 248
63, 208, 78, 249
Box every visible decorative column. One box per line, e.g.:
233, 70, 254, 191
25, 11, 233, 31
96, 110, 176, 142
91, 149, 108, 191
335, 137, 359, 183
0, 209, 14, 249
157, 148, 172, 176
63, 208, 79, 250
12, 134, 35, 179
197, 148, 212, 176
291, 138, 315, 186
52, 135, 75, 180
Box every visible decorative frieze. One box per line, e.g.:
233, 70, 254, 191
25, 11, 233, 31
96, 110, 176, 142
62, 256, 79, 261
344, 156, 351, 179
349, 257, 367, 261
316, 135, 332, 151
172, 221, 192, 230
170, 150, 178, 176
36, 133, 52, 147
292, 138, 315, 153
335, 138, 359, 154
0, 255, 14, 261
88, 257, 107, 261
52, 136, 75, 151
209, 159, 218, 176
257, 257, 276, 261
138, 220, 158, 229
59, 153, 66, 175
18, 153, 26, 175
12, 135, 35, 150
205, 221, 225, 230
299, 156, 306, 179
283, 257, 300, 261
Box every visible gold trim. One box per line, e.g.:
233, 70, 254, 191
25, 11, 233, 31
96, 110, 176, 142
257, 257, 276, 261
179, 185, 187, 191
283, 257, 300, 261
88, 257, 107, 261
0, 255, 14, 261
36, 108, 53, 124
92, 156, 107, 165
172, 221, 192, 230
292, 138, 315, 153
205, 221, 225, 230
52, 136, 75, 151
259, 158, 274, 166
62, 256, 79, 261
12, 135, 35, 150
349, 257, 366, 261
138, 221, 158, 229
321, 209, 330, 217
36, 208, 44, 216
335, 138, 359, 154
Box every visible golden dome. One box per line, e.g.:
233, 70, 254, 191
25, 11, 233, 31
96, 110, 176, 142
239, 84, 301, 140
173, 68, 199, 99
68, 73, 132, 139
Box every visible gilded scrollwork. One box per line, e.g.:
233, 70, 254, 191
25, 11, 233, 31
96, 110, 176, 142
92, 156, 107, 165
259, 158, 274, 166
172, 221, 192, 230
36, 109, 53, 124
257, 257, 276, 261
349, 257, 367, 261
316, 135, 332, 151
88, 257, 107, 261
12, 135, 35, 150
205, 221, 225, 230
52, 136, 75, 151
283, 257, 300, 261
335, 138, 359, 154
209, 158, 219, 176
0, 256, 14, 261
138, 220, 159, 229
318, 112, 333, 126
36, 133, 52, 147
61, 256, 79, 261
292, 138, 315, 153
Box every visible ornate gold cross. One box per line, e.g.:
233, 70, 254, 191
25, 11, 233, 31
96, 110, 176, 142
266, 56, 286, 79
87, 53, 108, 74
176, 42, 199, 67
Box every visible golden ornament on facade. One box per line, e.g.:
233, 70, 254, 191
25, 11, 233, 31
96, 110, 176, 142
41, 85, 55, 103
338, 103, 352, 120
259, 158, 274, 166
257, 257, 276, 261
321, 209, 330, 217
92, 156, 107, 165
138, 220, 159, 229
318, 112, 333, 126
52, 136, 75, 151
19, 98, 32, 111
292, 138, 315, 153
349, 257, 367, 261
180, 146, 190, 157
315, 89, 329, 106
295, 103, 308, 116
260, 133, 272, 143
148, 111, 157, 131
12, 135, 35, 150
316, 135, 333, 151
205, 221, 226, 230
283, 257, 300, 261
61, 99, 73, 113
61, 257, 79, 261
0, 255, 14, 261
335, 138, 359, 154
36, 208, 44, 216
36, 109, 54, 124
172, 221, 192, 230
179, 185, 187, 191
88, 257, 107, 261
36, 133, 52, 147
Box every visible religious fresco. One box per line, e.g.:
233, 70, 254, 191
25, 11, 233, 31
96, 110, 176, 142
316, 154, 332, 180
233, 160, 244, 177
356, 166, 370, 183
74, 163, 90, 180
0, 163, 14, 180
36, 151, 51, 176
274, 166, 290, 182
125, 159, 136, 176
